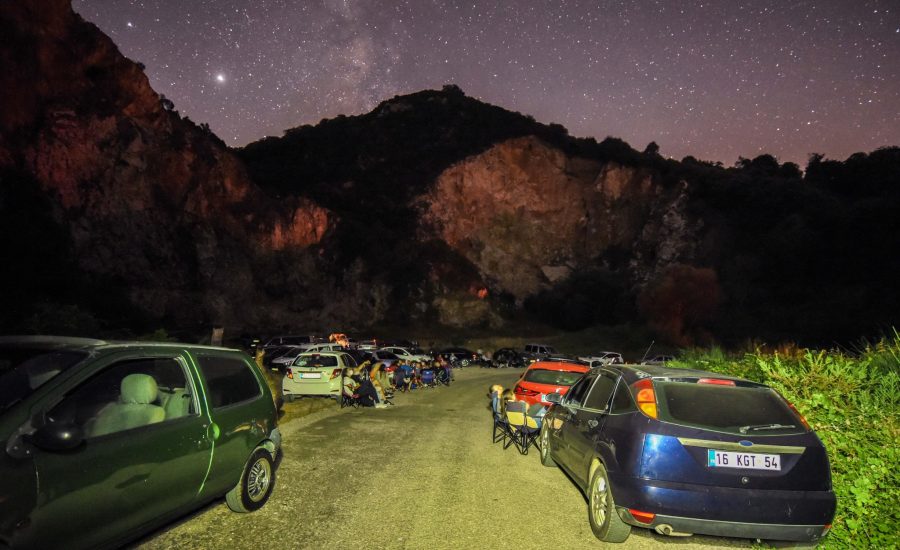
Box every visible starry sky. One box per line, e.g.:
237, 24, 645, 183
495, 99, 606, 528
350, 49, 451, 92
71, 0, 899, 167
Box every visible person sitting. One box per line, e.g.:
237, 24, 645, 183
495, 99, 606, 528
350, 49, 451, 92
342, 368, 359, 399
354, 376, 378, 407
499, 388, 516, 416
393, 363, 406, 392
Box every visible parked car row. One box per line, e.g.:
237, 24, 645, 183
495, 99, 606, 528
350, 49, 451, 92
503, 361, 837, 546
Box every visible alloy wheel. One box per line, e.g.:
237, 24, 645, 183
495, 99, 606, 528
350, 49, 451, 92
590, 472, 609, 528
247, 457, 272, 502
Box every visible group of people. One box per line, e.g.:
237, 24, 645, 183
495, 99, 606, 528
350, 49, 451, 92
342, 358, 454, 408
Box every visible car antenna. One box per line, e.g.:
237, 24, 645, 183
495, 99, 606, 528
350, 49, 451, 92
640, 340, 655, 364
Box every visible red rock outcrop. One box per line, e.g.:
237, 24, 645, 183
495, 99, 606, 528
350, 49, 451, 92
0, 0, 329, 327
421, 136, 701, 303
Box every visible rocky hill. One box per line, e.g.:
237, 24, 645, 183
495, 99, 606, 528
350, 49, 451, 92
0, 0, 329, 333
2, 0, 898, 345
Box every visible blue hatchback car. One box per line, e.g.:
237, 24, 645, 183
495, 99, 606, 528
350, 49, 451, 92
540, 364, 835, 544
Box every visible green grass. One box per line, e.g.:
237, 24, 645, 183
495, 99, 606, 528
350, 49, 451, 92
676, 333, 900, 548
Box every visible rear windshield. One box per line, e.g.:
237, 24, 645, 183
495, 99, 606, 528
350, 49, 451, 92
523, 368, 584, 386
294, 355, 338, 368
655, 381, 804, 435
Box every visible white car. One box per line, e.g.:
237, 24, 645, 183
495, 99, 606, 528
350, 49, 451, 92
578, 351, 624, 367
271, 343, 344, 371
282, 351, 358, 401
380, 346, 432, 363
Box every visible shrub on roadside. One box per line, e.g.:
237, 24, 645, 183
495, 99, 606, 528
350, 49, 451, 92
677, 335, 900, 548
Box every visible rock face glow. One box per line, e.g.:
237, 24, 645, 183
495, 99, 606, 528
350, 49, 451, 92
422, 136, 700, 303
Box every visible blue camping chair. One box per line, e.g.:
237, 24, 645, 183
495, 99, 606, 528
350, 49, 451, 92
421, 368, 435, 387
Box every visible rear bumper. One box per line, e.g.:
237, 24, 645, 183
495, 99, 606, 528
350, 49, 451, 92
619, 510, 831, 542
282, 383, 340, 396
611, 475, 835, 542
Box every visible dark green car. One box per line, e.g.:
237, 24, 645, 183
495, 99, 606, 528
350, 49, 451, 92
0, 336, 282, 549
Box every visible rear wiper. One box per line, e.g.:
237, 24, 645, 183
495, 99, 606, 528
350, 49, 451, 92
739, 423, 796, 434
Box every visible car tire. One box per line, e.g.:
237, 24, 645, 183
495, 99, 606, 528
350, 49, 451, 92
283, 394, 295, 403
226, 448, 275, 513
587, 462, 631, 542
539, 423, 555, 467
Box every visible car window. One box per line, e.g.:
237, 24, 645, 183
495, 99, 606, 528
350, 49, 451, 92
610, 380, 635, 413
341, 354, 357, 368
564, 374, 595, 406
294, 355, 338, 368
49, 357, 193, 438
0, 348, 87, 412
584, 373, 617, 411
196, 355, 261, 409
655, 381, 804, 435
523, 368, 585, 387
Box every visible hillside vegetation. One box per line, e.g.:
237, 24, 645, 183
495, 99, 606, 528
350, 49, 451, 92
679, 334, 900, 547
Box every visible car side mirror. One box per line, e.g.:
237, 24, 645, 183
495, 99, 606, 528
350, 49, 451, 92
28, 423, 84, 452
545, 392, 562, 404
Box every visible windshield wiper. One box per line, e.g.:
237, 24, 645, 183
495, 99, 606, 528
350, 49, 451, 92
739, 423, 796, 434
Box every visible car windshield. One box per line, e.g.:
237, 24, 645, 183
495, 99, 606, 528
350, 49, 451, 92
655, 381, 804, 435
0, 348, 87, 412
523, 368, 584, 386
294, 355, 338, 368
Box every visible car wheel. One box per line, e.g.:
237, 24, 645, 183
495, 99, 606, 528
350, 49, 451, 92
539, 423, 555, 467
226, 448, 275, 513
587, 462, 631, 542
283, 394, 295, 403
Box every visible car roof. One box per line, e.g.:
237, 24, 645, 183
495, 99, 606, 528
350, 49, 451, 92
0, 335, 239, 353
598, 363, 754, 385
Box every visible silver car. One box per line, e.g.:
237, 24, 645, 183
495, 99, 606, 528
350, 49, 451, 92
282, 352, 358, 401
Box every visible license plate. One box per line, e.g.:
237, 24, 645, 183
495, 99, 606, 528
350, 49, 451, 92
707, 449, 781, 471
299, 372, 321, 379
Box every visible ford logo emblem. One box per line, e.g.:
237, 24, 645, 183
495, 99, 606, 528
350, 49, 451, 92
739, 440, 753, 447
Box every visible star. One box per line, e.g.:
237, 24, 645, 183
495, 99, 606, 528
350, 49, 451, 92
215, 73, 226, 83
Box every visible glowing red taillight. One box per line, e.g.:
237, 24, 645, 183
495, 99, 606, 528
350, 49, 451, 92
631, 378, 658, 419
698, 378, 735, 386
329, 368, 342, 380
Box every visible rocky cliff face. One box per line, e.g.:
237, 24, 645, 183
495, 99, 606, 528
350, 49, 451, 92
0, 0, 706, 335
421, 136, 701, 304
0, 0, 329, 329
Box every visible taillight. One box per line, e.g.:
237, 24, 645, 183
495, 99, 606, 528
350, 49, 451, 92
698, 378, 735, 386
632, 378, 658, 419
786, 399, 811, 430
329, 368, 342, 380
286, 369, 294, 380
629, 509, 655, 524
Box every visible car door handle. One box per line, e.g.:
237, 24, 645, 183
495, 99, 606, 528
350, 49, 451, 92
586, 419, 599, 429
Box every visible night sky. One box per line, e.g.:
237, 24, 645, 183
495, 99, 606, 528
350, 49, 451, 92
71, 0, 899, 167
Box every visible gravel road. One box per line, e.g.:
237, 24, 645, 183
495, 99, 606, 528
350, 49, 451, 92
135, 368, 752, 549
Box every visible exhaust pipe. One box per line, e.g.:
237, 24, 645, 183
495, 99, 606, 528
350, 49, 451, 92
654, 524, 693, 537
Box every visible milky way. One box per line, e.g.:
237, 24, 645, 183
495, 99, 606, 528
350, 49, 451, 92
71, 0, 899, 166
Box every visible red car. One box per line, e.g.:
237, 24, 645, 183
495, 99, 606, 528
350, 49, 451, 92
514, 360, 590, 406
